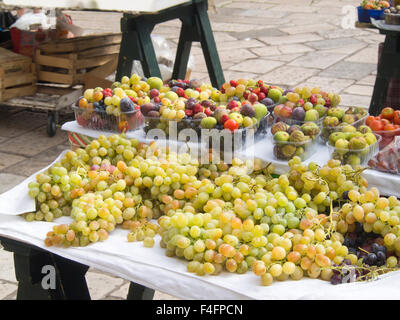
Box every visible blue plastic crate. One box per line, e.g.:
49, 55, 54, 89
358, 6, 385, 23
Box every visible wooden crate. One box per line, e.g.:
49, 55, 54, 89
0, 48, 37, 102
35, 33, 122, 86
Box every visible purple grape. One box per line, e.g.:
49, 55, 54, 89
260, 97, 274, 106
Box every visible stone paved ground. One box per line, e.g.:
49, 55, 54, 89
0, 0, 384, 299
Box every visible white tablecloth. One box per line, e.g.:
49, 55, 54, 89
1, 122, 400, 300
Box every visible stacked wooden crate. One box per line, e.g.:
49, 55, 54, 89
34, 33, 121, 86
0, 47, 36, 102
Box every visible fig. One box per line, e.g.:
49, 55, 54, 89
358, 125, 372, 134
274, 131, 290, 142
301, 122, 320, 137
327, 107, 345, 120
240, 104, 256, 118
289, 130, 305, 142
349, 137, 367, 150
271, 122, 288, 135
323, 116, 340, 127
342, 114, 355, 124
147, 110, 160, 118
287, 125, 301, 135
193, 112, 207, 120
329, 132, 346, 145
281, 144, 297, 159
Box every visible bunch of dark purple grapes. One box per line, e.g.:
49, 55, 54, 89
343, 223, 386, 267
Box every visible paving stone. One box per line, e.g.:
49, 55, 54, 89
0, 249, 17, 283
211, 22, 266, 33
229, 59, 284, 74
307, 37, 365, 50
0, 173, 26, 194
0, 281, 17, 299
344, 84, 374, 96
232, 28, 287, 40
267, 53, 305, 62
260, 65, 319, 87
339, 94, 372, 107
269, 5, 317, 13
317, 28, 371, 40
319, 61, 377, 80
319, 41, 367, 55
2, 144, 69, 177
300, 76, 355, 93
217, 48, 257, 63
0, 111, 49, 138
0, 152, 26, 171
154, 291, 181, 300
236, 9, 288, 18
357, 75, 377, 86
250, 46, 282, 57
288, 51, 347, 69
259, 33, 323, 45
211, 14, 285, 27
277, 44, 314, 55
280, 23, 336, 35
222, 70, 259, 81
216, 39, 265, 51
223, 1, 273, 9
0, 127, 68, 157
109, 282, 130, 299
345, 46, 379, 64
85, 271, 125, 300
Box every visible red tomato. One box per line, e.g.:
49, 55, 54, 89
369, 119, 384, 131
381, 118, 391, 125
393, 110, 400, 125
384, 123, 396, 131
224, 119, 239, 132
365, 116, 376, 126
381, 107, 395, 120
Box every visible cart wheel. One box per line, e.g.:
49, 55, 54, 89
47, 113, 57, 137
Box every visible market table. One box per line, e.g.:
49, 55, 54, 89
1, 121, 400, 300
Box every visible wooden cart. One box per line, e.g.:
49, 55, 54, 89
0, 83, 83, 136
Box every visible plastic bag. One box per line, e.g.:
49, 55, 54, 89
10, 11, 51, 31
132, 34, 195, 81
368, 136, 400, 174
55, 9, 84, 38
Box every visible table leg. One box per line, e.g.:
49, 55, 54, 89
194, 0, 225, 88
369, 34, 400, 115
127, 282, 155, 300
1, 237, 90, 300
173, 17, 195, 81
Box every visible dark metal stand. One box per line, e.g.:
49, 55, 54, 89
370, 28, 400, 115
0, 236, 155, 300
116, 0, 225, 88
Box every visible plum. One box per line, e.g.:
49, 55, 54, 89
140, 102, 155, 116
120, 97, 135, 113
291, 107, 305, 121
240, 104, 256, 118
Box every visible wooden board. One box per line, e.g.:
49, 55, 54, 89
39, 33, 122, 54
0, 47, 30, 64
